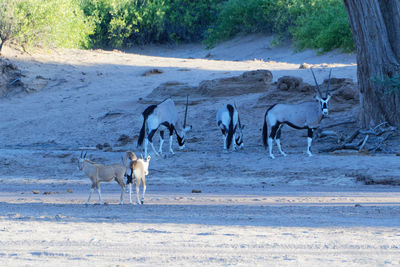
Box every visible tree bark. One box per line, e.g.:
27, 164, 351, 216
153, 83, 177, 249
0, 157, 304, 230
343, 0, 400, 128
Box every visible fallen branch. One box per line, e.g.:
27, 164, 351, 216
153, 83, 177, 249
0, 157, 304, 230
321, 122, 397, 153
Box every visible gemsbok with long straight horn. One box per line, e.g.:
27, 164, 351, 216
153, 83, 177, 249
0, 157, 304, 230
216, 103, 244, 151
78, 151, 126, 204
137, 97, 191, 157
262, 68, 332, 158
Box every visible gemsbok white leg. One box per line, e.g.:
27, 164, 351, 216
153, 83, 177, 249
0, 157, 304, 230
268, 137, 275, 159
222, 135, 227, 151
145, 138, 159, 157
307, 137, 313, 156
275, 139, 287, 157
158, 131, 165, 154
169, 135, 175, 154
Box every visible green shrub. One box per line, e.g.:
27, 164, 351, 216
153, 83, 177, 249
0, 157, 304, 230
205, 0, 272, 47
80, 0, 221, 48
14, 0, 93, 50
204, 0, 354, 52
291, 0, 354, 53
7, 0, 355, 53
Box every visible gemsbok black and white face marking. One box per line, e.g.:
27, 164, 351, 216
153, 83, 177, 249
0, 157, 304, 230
316, 94, 331, 116
137, 97, 191, 157
312, 67, 332, 116
262, 68, 332, 158
216, 103, 244, 151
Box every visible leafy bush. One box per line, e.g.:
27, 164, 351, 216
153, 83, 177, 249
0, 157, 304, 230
0, 0, 18, 53
80, 0, 221, 48
204, 0, 354, 52
14, 0, 93, 50
291, 0, 354, 52
6, 0, 354, 53
205, 0, 271, 46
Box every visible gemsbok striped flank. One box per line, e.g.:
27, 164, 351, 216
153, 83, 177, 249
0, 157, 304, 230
216, 103, 244, 151
262, 68, 332, 158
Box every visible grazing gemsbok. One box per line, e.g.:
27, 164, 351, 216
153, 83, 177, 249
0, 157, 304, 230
125, 152, 151, 204
78, 151, 126, 204
137, 97, 191, 157
262, 68, 332, 158
216, 103, 244, 151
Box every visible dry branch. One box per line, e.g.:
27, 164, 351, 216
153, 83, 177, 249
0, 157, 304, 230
320, 122, 397, 153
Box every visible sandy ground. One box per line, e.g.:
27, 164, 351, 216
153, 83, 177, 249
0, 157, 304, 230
0, 35, 399, 266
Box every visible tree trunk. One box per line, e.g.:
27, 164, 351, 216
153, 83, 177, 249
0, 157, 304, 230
343, 0, 400, 128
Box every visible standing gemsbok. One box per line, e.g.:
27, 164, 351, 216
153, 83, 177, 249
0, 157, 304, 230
216, 103, 244, 151
262, 68, 332, 158
137, 97, 191, 157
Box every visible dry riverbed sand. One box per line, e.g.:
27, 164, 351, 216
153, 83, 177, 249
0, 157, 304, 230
0, 35, 399, 266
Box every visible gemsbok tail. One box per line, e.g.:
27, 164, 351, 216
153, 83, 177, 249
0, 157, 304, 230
262, 110, 268, 148
226, 104, 235, 150
137, 104, 157, 147
137, 116, 146, 147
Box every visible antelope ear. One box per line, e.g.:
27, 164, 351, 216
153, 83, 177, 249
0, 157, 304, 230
326, 94, 331, 101
241, 124, 245, 129
315, 95, 322, 101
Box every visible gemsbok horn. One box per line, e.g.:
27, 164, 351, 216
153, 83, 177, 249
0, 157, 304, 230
262, 68, 332, 158
216, 103, 244, 151
137, 97, 192, 157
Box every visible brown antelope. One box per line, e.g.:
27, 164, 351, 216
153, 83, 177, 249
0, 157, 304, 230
125, 152, 151, 204
78, 151, 126, 204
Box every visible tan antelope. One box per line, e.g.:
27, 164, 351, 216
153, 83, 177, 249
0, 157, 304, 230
262, 68, 332, 158
125, 152, 151, 205
78, 151, 126, 204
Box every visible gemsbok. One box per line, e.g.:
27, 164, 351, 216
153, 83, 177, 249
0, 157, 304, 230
216, 103, 244, 151
78, 151, 126, 204
262, 68, 332, 158
137, 97, 191, 157
125, 153, 151, 204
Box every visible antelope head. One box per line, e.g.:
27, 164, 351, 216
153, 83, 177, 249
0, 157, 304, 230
78, 151, 87, 170
311, 68, 332, 115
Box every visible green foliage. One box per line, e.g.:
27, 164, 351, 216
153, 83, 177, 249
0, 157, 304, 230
371, 75, 400, 95
14, 0, 93, 50
292, 0, 354, 53
5, 0, 354, 53
205, 0, 272, 47
0, 0, 18, 52
79, 0, 221, 48
204, 0, 354, 52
